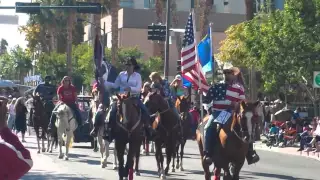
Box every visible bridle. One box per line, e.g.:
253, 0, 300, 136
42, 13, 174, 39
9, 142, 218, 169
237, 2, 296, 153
116, 96, 141, 138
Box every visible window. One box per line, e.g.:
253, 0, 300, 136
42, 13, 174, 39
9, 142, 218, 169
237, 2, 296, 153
120, 0, 134, 8
144, 0, 155, 9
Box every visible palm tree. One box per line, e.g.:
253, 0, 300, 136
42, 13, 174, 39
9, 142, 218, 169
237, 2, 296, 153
154, 0, 164, 58
0, 39, 8, 55
245, 0, 254, 20
199, 0, 213, 39
110, 0, 119, 65
66, 0, 76, 75
171, 0, 181, 58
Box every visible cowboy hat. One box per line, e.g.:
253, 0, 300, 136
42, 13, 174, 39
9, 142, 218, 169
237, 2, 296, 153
175, 74, 182, 81
223, 63, 240, 75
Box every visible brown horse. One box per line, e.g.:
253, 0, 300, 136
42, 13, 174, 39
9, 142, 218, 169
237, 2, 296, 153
171, 95, 192, 172
196, 101, 259, 180
30, 95, 51, 153
115, 92, 144, 180
144, 92, 180, 179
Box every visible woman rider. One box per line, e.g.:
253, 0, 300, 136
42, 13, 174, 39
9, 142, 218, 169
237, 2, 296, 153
170, 75, 187, 101
202, 66, 259, 166
140, 82, 151, 101
103, 57, 154, 140
48, 76, 82, 129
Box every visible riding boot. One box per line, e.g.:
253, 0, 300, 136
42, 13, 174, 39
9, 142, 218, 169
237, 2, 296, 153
203, 122, 215, 165
246, 142, 260, 165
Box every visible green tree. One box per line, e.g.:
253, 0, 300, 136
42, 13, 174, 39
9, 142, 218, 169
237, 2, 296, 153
218, 0, 320, 93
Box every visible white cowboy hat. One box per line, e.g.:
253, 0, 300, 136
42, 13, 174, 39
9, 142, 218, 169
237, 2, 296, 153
175, 74, 182, 80
223, 63, 240, 75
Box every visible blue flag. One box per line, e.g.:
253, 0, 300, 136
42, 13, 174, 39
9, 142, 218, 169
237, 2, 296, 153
197, 27, 213, 74
183, 76, 192, 88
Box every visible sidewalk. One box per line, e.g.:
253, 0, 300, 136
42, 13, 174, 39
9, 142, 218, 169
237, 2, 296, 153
21, 135, 85, 180
254, 140, 320, 162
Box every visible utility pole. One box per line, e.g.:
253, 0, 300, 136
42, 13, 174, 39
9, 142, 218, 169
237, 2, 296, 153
164, 0, 171, 79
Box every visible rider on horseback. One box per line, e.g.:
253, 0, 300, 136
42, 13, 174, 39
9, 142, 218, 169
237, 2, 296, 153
33, 75, 56, 109
48, 76, 83, 130
96, 57, 154, 140
203, 66, 260, 165
149, 72, 181, 119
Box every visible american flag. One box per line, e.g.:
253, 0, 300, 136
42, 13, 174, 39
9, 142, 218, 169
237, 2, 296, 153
204, 83, 245, 111
181, 12, 209, 93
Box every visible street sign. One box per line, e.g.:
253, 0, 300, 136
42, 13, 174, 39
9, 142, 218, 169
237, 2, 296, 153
313, 71, 320, 88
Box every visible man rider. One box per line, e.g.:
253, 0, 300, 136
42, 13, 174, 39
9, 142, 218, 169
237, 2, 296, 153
202, 66, 260, 166
33, 75, 56, 101
33, 75, 56, 119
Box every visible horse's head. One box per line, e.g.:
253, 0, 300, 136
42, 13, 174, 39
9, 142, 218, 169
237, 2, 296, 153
32, 94, 44, 111
176, 95, 191, 113
52, 104, 73, 121
234, 100, 260, 143
144, 91, 168, 114
116, 92, 139, 123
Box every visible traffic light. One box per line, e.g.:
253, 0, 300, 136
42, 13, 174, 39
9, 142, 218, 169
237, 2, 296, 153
147, 23, 166, 41
177, 59, 182, 74
15, 2, 40, 14
76, 2, 102, 14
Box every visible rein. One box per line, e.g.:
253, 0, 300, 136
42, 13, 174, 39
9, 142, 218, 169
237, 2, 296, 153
116, 96, 142, 138
231, 113, 249, 143
153, 106, 179, 136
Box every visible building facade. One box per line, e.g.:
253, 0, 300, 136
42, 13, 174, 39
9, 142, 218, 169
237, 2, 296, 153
84, 7, 245, 78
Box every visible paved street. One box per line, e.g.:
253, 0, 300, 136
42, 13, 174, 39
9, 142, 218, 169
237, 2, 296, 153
21, 133, 320, 180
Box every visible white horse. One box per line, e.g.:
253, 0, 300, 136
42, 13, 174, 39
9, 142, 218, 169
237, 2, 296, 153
91, 98, 118, 169
52, 104, 78, 160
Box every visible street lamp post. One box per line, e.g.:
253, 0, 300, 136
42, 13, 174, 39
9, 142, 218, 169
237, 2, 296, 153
77, 18, 106, 53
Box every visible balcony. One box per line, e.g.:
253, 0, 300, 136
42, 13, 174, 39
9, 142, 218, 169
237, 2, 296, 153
120, 0, 134, 8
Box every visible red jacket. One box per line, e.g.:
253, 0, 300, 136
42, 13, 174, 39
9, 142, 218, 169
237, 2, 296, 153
0, 127, 33, 180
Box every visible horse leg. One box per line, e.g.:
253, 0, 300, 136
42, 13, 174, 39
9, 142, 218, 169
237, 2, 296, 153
134, 138, 142, 176
115, 140, 125, 180
151, 141, 155, 153
179, 140, 186, 171
35, 128, 41, 153
57, 131, 64, 159
124, 141, 135, 180
155, 141, 164, 179
164, 142, 174, 176
64, 132, 72, 160
197, 136, 210, 180
175, 143, 179, 170
231, 160, 245, 180
213, 167, 221, 180
98, 136, 107, 168
222, 166, 232, 180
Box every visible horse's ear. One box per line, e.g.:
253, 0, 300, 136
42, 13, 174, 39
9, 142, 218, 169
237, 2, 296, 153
240, 101, 246, 109
254, 100, 260, 107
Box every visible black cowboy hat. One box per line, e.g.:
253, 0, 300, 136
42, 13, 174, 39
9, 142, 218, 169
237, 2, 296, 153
45, 75, 52, 81
125, 56, 140, 71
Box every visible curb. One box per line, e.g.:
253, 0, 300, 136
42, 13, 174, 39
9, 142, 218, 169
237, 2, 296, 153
254, 143, 320, 162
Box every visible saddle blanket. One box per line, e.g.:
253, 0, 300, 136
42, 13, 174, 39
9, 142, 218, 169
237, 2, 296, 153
213, 110, 231, 124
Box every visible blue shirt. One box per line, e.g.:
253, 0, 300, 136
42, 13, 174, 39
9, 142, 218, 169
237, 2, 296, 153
269, 127, 278, 134
293, 112, 300, 120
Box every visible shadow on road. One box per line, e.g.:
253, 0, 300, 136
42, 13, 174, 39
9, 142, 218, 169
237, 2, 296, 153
242, 171, 314, 180
23, 170, 101, 180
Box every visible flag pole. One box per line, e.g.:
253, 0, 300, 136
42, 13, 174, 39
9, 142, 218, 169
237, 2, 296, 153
209, 22, 214, 82
192, 9, 204, 121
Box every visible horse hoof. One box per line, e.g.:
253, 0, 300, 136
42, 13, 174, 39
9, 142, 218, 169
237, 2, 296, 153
42, 148, 46, 152
180, 167, 184, 171
135, 171, 140, 176
101, 163, 107, 168
171, 168, 175, 172
160, 174, 166, 180
123, 177, 128, 180
49, 150, 53, 153
175, 164, 179, 169
58, 154, 63, 159
112, 165, 118, 170
93, 148, 98, 152
37, 150, 40, 154
64, 156, 69, 160
151, 149, 155, 153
